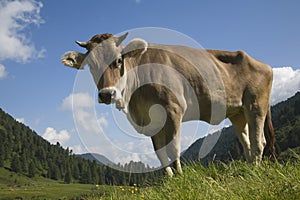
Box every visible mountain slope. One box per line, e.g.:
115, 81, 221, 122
77, 153, 115, 166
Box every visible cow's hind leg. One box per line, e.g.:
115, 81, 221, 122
229, 110, 251, 162
244, 107, 267, 165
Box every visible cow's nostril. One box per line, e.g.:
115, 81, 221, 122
99, 92, 112, 104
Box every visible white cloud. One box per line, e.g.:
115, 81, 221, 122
61, 92, 94, 110
62, 92, 108, 136
271, 67, 300, 105
42, 127, 70, 145
0, 0, 44, 63
0, 64, 8, 79
16, 117, 25, 123
73, 109, 108, 134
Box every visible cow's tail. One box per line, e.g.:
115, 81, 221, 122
263, 107, 276, 160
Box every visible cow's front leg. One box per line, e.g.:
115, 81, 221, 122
151, 105, 183, 176
166, 124, 183, 175
166, 106, 183, 175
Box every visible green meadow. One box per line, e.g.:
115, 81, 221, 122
0, 167, 96, 200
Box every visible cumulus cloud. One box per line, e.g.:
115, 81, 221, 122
61, 92, 94, 110
0, 0, 44, 63
16, 117, 25, 123
271, 67, 300, 105
73, 109, 108, 134
62, 92, 108, 135
42, 127, 70, 145
0, 64, 8, 79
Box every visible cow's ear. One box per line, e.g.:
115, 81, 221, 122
61, 51, 86, 70
121, 38, 148, 57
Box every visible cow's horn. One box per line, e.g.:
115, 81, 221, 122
75, 41, 88, 48
116, 32, 129, 47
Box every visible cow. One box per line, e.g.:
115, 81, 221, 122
61, 33, 275, 176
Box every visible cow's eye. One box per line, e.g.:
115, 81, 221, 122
110, 57, 123, 71
116, 58, 122, 66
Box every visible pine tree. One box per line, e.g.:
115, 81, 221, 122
0, 145, 5, 167
72, 161, 80, 180
28, 161, 36, 178
11, 155, 21, 173
91, 160, 99, 184
49, 163, 61, 180
20, 152, 29, 174
80, 166, 92, 184
64, 166, 72, 184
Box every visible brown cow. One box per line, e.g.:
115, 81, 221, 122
61, 33, 275, 176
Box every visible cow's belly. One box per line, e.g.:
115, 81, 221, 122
181, 88, 226, 124
126, 104, 168, 136
182, 93, 242, 125
182, 105, 226, 125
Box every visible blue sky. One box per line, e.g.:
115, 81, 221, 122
0, 0, 300, 166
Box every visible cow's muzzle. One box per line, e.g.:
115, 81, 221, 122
98, 88, 116, 104
98, 87, 125, 110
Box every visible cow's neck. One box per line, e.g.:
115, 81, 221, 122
119, 56, 141, 114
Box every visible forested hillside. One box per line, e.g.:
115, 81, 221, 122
0, 108, 162, 186
182, 92, 300, 164
271, 92, 300, 155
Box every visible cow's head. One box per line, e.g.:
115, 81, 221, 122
61, 33, 148, 110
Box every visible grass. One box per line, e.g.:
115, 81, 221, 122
146, 161, 300, 200
87, 159, 300, 200
1, 159, 299, 200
